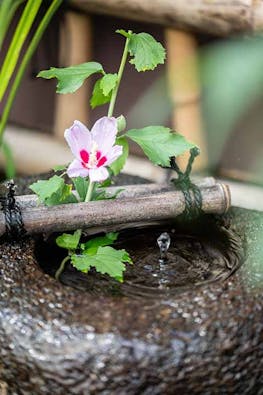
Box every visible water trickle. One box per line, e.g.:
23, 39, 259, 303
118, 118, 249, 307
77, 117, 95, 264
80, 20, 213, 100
157, 232, 171, 264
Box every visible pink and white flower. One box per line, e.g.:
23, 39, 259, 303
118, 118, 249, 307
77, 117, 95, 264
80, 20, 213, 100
65, 117, 123, 182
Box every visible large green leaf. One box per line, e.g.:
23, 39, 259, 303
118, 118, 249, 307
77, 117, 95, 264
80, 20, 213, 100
38, 62, 104, 94
126, 126, 196, 166
110, 136, 129, 175
128, 32, 166, 72
71, 246, 132, 282
82, 232, 118, 254
29, 175, 76, 206
30, 175, 64, 201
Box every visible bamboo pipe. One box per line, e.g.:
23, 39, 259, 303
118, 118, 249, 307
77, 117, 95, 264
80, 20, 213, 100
0, 183, 230, 237
16, 177, 216, 208
70, 0, 263, 36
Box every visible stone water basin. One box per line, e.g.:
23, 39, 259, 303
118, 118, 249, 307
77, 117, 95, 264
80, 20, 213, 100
0, 176, 262, 394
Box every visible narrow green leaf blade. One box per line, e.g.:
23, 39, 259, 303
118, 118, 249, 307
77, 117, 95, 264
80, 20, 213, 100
56, 229, 82, 251
0, 0, 42, 100
128, 32, 166, 72
110, 136, 129, 176
38, 62, 104, 94
126, 126, 196, 166
2, 140, 15, 179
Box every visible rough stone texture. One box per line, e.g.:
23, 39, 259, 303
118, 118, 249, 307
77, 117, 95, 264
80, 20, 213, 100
0, 182, 263, 394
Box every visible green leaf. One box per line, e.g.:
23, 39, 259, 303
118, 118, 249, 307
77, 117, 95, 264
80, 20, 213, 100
92, 187, 124, 201
110, 136, 129, 175
90, 77, 110, 109
82, 232, 119, 254
30, 175, 64, 201
126, 126, 196, 166
71, 254, 92, 273
100, 73, 118, 96
56, 229, 82, 251
53, 164, 67, 172
37, 62, 104, 94
46, 184, 77, 206
29, 175, 77, 206
71, 246, 132, 282
128, 32, 166, 72
0, 0, 42, 100
92, 247, 128, 282
90, 73, 118, 109
73, 177, 88, 202
2, 140, 15, 179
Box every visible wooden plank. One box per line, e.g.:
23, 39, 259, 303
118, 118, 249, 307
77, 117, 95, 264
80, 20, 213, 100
54, 11, 92, 140
165, 29, 207, 172
69, 0, 263, 36
0, 125, 72, 174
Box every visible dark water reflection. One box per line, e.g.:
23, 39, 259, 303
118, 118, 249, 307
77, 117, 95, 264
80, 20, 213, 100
35, 215, 243, 298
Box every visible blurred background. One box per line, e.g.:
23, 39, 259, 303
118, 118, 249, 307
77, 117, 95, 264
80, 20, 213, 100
0, 0, 262, 201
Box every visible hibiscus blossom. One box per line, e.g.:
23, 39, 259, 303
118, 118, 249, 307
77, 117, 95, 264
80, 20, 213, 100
65, 117, 123, 182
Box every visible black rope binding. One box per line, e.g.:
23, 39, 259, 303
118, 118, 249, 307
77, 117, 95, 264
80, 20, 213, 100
0, 180, 26, 240
170, 147, 203, 221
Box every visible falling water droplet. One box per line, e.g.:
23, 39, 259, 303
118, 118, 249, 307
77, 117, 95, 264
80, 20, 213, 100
157, 232, 171, 264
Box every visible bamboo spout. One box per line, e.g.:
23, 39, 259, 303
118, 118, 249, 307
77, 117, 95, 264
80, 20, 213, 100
0, 182, 230, 237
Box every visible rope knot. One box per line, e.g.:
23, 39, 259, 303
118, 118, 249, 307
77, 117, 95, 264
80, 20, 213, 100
170, 148, 203, 221
0, 180, 26, 240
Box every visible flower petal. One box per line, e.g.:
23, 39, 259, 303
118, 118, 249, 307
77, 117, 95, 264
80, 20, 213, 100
67, 159, 90, 178
65, 120, 92, 160
89, 167, 109, 182
91, 117, 117, 154
104, 145, 123, 166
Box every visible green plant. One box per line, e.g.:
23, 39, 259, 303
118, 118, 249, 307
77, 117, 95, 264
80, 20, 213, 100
0, 0, 62, 177
30, 29, 197, 282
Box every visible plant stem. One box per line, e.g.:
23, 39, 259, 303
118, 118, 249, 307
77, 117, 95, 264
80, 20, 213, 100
85, 181, 94, 202
0, 0, 63, 146
55, 255, 70, 280
107, 33, 131, 117
56, 178, 94, 280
